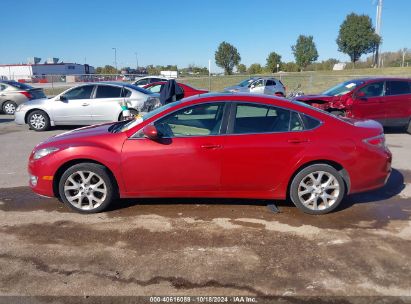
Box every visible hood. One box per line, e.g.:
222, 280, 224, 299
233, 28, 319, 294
295, 94, 334, 102
42, 123, 116, 146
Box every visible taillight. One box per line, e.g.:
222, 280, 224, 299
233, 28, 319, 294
363, 134, 386, 149
20, 91, 33, 99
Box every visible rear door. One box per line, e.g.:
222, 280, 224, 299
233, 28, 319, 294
92, 85, 125, 123
351, 81, 386, 124
263, 79, 277, 95
383, 80, 411, 127
52, 85, 95, 124
220, 102, 310, 196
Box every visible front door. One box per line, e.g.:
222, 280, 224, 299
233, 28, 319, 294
52, 85, 95, 124
351, 81, 386, 124
121, 102, 227, 195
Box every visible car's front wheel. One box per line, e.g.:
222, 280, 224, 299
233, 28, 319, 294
27, 110, 50, 131
3, 101, 17, 115
58, 163, 116, 213
290, 164, 345, 215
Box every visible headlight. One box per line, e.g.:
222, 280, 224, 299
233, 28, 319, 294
33, 147, 59, 160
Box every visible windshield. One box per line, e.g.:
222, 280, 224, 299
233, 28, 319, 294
322, 80, 365, 96
238, 78, 254, 87
119, 100, 182, 132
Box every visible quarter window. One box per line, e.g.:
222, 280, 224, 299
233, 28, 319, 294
385, 81, 411, 96
154, 103, 224, 137
95, 85, 122, 98
266, 79, 276, 86
63, 85, 94, 100
232, 104, 291, 134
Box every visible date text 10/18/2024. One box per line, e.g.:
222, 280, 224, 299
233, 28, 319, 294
149, 296, 257, 303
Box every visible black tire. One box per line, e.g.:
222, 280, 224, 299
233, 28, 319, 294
2, 101, 17, 115
407, 119, 411, 134
27, 110, 50, 131
119, 108, 139, 121
58, 163, 116, 214
289, 164, 345, 215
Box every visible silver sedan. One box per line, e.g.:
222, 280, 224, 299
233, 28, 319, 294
14, 82, 160, 131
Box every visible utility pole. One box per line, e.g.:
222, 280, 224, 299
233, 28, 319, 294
374, 0, 383, 68
135, 52, 139, 72
402, 48, 407, 67
112, 48, 117, 72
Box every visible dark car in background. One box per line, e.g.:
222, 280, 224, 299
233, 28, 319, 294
0, 81, 46, 114
294, 78, 411, 133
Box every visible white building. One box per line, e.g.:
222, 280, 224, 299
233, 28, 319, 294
0, 63, 95, 81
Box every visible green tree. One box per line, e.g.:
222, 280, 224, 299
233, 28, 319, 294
96, 65, 118, 74
291, 35, 319, 70
247, 63, 263, 75
337, 13, 381, 65
236, 64, 247, 74
266, 52, 282, 72
215, 41, 241, 75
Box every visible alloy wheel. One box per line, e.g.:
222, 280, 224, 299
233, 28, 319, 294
63, 170, 107, 211
297, 171, 340, 211
29, 114, 46, 130
4, 102, 16, 114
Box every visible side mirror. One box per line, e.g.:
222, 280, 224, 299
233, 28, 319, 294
143, 125, 159, 140
58, 95, 67, 102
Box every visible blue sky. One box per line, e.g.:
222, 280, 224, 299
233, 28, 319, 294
1, 0, 410, 71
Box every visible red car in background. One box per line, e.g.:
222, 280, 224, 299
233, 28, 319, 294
143, 81, 208, 97
295, 78, 411, 133
28, 93, 391, 215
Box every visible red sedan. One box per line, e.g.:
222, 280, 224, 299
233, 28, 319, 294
143, 81, 208, 97
28, 93, 391, 215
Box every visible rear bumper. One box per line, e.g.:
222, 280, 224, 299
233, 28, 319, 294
349, 148, 392, 194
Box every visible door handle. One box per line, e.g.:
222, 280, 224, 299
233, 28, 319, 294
201, 144, 222, 150
287, 138, 309, 144
82, 103, 90, 106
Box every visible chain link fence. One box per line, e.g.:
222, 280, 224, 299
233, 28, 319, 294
3, 71, 411, 97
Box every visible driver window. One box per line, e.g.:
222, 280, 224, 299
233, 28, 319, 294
63, 85, 94, 100
154, 103, 224, 137
253, 79, 264, 88
358, 82, 384, 98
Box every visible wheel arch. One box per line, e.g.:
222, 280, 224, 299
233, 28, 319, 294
24, 108, 50, 123
52, 158, 120, 198
286, 159, 351, 199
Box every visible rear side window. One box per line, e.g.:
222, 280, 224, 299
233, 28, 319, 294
385, 81, 411, 96
0, 84, 7, 91
121, 88, 132, 97
232, 104, 291, 134
95, 85, 122, 98
266, 79, 276, 86
135, 79, 149, 86
300, 114, 321, 130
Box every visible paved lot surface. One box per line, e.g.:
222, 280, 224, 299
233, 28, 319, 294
0, 114, 410, 298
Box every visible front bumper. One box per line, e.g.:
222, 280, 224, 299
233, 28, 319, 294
28, 156, 56, 197
14, 110, 26, 125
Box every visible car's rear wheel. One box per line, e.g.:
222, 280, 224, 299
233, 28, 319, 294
407, 119, 411, 134
58, 163, 115, 213
3, 101, 17, 115
27, 110, 50, 131
290, 164, 345, 215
